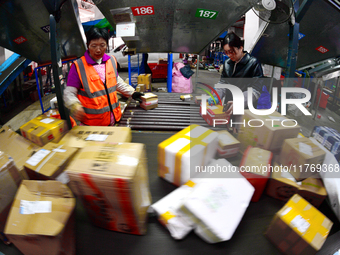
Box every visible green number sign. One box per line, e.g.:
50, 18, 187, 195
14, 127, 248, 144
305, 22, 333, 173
195, 8, 218, 20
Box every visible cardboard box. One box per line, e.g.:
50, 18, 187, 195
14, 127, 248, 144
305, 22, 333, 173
158, 58, 168, 64
136, 84, 146, 92
279, 137, 326, 181
158, 124, 218, 186
24, 143, 78, 181
200, 103, 229, 126
237, 110, 300, 152
195, 95, 202, 105
56, 126, 132, 148
4, 180, 76, 255
0, 152, 22, 240
0, 126, 40, 172
265, 194, 332, 255
137, 74, 152, 91
266, 165, 327, 207
20, 115, 68, 146
180, 94, 192, 101
179, 159, 255, 243
239, 146, 273, 202
140, 93, 158, 110
216, 130, 240, 158
66, 143, 151, 235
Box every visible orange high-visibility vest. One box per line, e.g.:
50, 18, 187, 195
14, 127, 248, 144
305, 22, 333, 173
74, 56, 121, 126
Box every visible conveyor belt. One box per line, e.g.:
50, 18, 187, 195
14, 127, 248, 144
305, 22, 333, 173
118, 92, 216, 131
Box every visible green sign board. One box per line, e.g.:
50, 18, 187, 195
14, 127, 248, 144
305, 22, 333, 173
195, 8, 218, 20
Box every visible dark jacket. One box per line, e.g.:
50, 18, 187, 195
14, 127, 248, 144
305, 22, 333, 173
216, 52, 263, 103
221, 52, 263, 90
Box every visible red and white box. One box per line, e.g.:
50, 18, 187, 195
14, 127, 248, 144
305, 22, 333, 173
239, 146, 273, 202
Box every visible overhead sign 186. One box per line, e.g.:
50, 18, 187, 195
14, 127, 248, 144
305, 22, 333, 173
132, 6, 154, 16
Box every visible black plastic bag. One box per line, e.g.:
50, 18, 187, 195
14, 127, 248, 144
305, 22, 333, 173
180, 65, 194, 78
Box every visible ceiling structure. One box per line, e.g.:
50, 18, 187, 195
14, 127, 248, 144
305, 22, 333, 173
0, 0, 340, 71
93, 0, 252, 54
0, 0, 86, 64
251, 0, 340, 69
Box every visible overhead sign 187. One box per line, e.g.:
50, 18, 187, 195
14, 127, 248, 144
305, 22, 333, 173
195, 8, 218, 20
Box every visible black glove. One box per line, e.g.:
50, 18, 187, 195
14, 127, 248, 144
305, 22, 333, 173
132, 92, 144, 103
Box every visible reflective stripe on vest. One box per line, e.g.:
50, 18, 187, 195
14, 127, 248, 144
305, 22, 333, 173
76, 57, 118, 115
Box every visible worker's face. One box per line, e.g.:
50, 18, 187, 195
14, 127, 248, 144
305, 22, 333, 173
223, 44, 243, 62
88, 38, 107, 60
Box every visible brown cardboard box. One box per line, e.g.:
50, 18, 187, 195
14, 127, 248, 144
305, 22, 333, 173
216, 130, 240, 158
200, 103, 229, 126
158, 58, 168, 64
0, 126, 40, 173
265, 194, 332, 255
137, 74, 152, 91
20, 115, 67, 146
137, 74, 145, 84
266, 165, 327, 207
4, 180, 76, 255
24, 143, 78, 181
237, 110, 300, 152
239, 146, 273, 202
140, 93, 158, 110
66, 143, 152, 235
195, 95, 202, 105
279, 137, 326, 181
56, 126, 132, 148
0, 152, 22, 239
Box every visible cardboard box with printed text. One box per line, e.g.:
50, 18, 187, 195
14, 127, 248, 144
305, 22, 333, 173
24, 143, 78, 181
20, 115, 67, 146
4, 180, 76, 255
265, 194, 332, 255
56, 126, 132, 148
66, 143, 151, 235
279, 137, 326, 181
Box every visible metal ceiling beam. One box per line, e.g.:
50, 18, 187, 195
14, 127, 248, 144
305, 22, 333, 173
296, 0, 316, 23
43, 0, 71, 129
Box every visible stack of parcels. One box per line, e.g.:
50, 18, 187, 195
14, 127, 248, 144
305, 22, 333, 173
24, 143, 78, 182
279, 137, 326, 181
151, 159, 254, 243
4, 180, 76, 255
135, 84, 146, 92
140, 93, 158, 110
239, 146, 273, 202
65, 143, 151, 235
0, 152, 22, 242
194, 95, 202, 105
308, 137, 340, 222
266, 165, 327, 208
0, 126, 40, 178
20, 115, 68, 146
216, 130, 240, 158
55, 126, 132, 148
265, 194, 332, 255
200, 102, 229, 126
158, 124, 218, 186
237, 110, 300, 152
311, 126, 340, 162
137, 73, 152, 92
